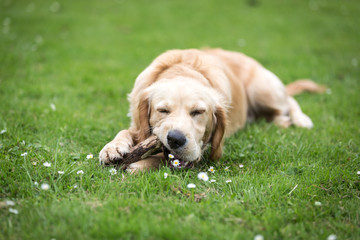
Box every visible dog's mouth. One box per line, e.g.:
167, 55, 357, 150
162, 147, 194, 169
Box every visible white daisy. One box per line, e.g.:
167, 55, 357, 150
58, 171, 64, 174
352, 58, 358, 67
357, 171, 360, 175
9, 208, 19, 215
3, 18, 10, 34
77, 170, 84, 175
226, 179, 232, 183
41, 183, 50, 190
164, 173, 168, 179
50, 103, 56, 111
197, 172, 209, 181
21, 152, 28, 157
35, 35, 43, 45
86, 154, 93, 159
327, 234, 337, 240
187, 183, 196, 189
237, 38, 246, 47
254, 234, 264, 240
171, 159, 180, 167
0, 129, 6, 134
210, 179, 216, 183
34, 181, 39, 186
50, 2, 60, 13
32, 162, 37, 166
315, 201, 322, 206
239, 164, 244, 168
6, 200, 15, 206
224, 166, 230, 171
109, 168, 117, 175
208, 166, 215, 173
26, 3, 35, 13
43, 162, 51, 167
3, 17, 11, 26
168, 154, 175, 159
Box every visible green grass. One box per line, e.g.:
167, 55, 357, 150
1, 0, 359, 239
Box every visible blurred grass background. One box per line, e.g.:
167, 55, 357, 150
1, 0, 359, 239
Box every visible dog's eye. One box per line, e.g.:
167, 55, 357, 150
190, 109, 205, 117
158, 108, 170, 114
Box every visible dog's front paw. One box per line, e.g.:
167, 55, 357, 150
99, 142, 131, 165
293, 113, 314, 129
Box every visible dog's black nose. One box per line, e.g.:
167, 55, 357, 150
167, 130, 187, 149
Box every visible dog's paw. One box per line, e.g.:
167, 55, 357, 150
99, 142, 131, 165
274, 115, 292, 128
126, 156, 164, 173
292, 113, 314, 129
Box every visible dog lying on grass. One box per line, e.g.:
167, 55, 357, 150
99, 48, 325, 170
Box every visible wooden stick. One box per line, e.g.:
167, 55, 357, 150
121, 135, 163, 167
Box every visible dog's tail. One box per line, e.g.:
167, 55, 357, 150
286, 79, 327, 96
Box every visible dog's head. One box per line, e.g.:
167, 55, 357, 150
134, 77, 227, 162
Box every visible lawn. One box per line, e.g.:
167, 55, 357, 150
1, 0, 359, 239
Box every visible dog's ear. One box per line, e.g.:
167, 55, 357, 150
210, 106, 227, 160
133, 90, 151, 142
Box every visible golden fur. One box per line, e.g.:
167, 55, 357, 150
99, 49, 325, 171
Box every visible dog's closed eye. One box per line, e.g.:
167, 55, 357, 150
157, 108, 170, 114
190, 109, 206, 117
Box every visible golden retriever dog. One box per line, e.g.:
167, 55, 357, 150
99, 48, 325, 171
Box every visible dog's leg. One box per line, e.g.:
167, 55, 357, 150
246, 68, 290, 127
246, 68, 313, 128
287, 97, 313, 128
99, 129, 135, 165
267, 97, 313, 129
273, 115, 292, 128
126, 153, 164, 173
